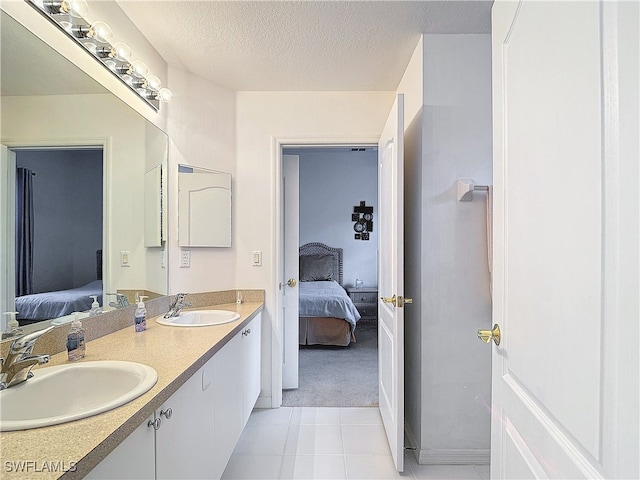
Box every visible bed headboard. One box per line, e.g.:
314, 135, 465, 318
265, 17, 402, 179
299, 242, 343, 286
97, 249, 103, 280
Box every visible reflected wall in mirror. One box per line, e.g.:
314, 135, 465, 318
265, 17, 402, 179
0, 10, 169, 333
178, 165, 232, 247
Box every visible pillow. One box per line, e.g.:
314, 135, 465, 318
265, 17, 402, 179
299, 254, 334, 282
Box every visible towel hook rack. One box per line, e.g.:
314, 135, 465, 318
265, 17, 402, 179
457, 179, 489, 202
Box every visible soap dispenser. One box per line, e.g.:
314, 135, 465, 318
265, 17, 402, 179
67, 313, 86, 361
2, 312, 23, 340
89, 295, 102, 317
134, 296, 148, 332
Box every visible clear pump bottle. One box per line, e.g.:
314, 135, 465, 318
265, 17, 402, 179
67, 313, 86, 361
135, 296, 148, 332
89, 295, 102, 317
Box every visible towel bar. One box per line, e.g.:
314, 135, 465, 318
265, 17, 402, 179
457, 179, 490, 202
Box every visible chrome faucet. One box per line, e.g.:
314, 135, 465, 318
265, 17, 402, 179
107, 292, 130, 308
0, 326, 55, 390
164, 293, 191, 318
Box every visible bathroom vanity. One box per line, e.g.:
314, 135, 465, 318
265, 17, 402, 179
0, 293, 263, 480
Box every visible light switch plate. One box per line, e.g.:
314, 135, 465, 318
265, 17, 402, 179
121, 251, 130, 267
252, 250, 262, 266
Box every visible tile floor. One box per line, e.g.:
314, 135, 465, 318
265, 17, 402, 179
221, 407, 490, 480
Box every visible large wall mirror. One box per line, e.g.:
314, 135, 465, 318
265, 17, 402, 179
0, 10, 168, 333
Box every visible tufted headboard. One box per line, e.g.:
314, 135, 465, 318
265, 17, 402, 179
298, 242, 343, 286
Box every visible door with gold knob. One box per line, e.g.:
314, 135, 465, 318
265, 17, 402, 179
490, 2, 639, 478
282, 155, 299, 389
378, 94, 405, 472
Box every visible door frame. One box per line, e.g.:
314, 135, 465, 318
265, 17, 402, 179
271, 136, 379, 407
0, 139, 108, 331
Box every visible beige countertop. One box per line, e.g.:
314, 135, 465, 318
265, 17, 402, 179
0, 299, 264, 480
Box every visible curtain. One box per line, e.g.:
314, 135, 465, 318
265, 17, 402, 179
15, 167, 34, 296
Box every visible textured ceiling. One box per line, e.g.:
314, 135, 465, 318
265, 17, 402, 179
117, 1, 493, 91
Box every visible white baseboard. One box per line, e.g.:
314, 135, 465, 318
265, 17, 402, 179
417, 449, 490, 465
403, 420, 421, 463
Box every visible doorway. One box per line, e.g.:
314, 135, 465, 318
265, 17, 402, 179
281, 145, 379, 407
7, 146, 103, 326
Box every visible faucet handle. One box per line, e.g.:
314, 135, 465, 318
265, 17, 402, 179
10, 325, 55, 352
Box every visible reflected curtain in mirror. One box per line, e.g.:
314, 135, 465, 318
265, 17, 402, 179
15, 167, 34, 296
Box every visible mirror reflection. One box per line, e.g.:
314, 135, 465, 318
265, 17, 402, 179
0, 11, 168, 333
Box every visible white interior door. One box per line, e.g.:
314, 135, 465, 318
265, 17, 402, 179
490, 1, 639, 478
282, 154, 300, 389
378, 94, 405, 472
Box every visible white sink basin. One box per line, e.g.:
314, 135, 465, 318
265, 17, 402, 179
0, 361, 157, 431
156, 309, 240, 327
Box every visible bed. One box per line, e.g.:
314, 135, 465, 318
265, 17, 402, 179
15, 250, 103, 323
298, 243, 361, 346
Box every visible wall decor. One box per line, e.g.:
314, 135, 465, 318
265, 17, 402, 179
352, 201, 373, 240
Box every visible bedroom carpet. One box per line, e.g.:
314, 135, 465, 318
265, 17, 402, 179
282, 320, 378, 407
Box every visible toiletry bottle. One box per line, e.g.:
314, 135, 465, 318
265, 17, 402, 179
89, 295, 102, 317
2, 312, 23, 340
134, 296, 148, 332
236, 290, 243, 304
67, 313, 86, 361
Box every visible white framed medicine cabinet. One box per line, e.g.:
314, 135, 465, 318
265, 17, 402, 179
178, 164, 232, 247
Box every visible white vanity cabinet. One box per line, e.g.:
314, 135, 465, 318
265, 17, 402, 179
87, 312, 261, 480
212, 313, 262, 478
155, 356, 215, 479
85, 413, 156, 479
86, 360, 214, 480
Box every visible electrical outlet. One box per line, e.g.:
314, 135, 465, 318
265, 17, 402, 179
180, 250, 191, 268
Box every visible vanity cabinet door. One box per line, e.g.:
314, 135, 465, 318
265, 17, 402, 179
242, 313, 262, 424
211, 331, 244, 479
85, 414, 155, 480
156, 361, 215, 480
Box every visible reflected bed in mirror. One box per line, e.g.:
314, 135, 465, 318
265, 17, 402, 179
0, 10, 169, 333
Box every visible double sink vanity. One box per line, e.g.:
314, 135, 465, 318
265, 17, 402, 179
0, 290, 264, 479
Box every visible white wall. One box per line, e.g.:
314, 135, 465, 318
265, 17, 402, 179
418, 34, 493, 463
289, 148, 378, 288
235, 91, 394, 405
165, 66, 237, 294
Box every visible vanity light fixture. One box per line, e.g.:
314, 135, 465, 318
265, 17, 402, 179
27, 0, 171, 111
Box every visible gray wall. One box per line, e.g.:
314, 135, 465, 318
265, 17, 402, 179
404, 34, 493, 464
287, 148, 378, 288
16, 149, 102, 293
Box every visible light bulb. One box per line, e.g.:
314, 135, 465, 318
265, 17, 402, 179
112, 42, 132, 62
159, 88, 173, 102
146, 75, 161, 91
90, 21, 113, 43
63, 0, 88, 18
131, 60, 149, 78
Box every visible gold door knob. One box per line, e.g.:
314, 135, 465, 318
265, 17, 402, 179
477, 324, 501, 346
287, 278, 297, 288
381, 295, 397, 306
